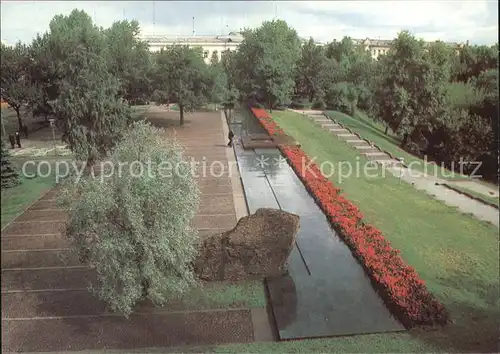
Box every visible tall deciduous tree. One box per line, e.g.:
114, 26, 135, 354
295, 38, 329, 103
152, 45, 211, 125
0, 42, 35, 130
104, 20, 152, 103
373, 31, 448, 148
36, 10, 130, 168
234, 20, 301, 110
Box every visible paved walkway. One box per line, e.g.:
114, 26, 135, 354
296, 110, 499, 227
1, 110, 268, 352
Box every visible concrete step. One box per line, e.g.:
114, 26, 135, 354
1, 249, 79, 269
194, 214, 237, 230
336, 133, 357, 139
1, 234, 68, 251
354, 145, 375, 150
2, 267, 94, 292
16, 211, 68, 223
364, 152, 389, 157
2, 221, 66, 237
329, 128, 347, 132
2, 309, 253, 352
345, 139, 368, 145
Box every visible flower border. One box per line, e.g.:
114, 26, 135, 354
250, 106, 449, 327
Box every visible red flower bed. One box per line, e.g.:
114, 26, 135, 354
250, 107, 449, 327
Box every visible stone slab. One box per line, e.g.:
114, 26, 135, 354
2, 268, 95, 291
16, 211, 68, 222
194, 214, 237, 230
364, 152, 390, 157
2, 222, 66, 237
1, 250, 80, 269
337, 133, 357, 138
2, 310, 254, 352
1, 234, 67, 251
26, 201, 65, 211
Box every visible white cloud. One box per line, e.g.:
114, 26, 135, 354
1, 0, 497, 45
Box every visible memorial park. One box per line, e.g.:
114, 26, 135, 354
1, 9, 498, 353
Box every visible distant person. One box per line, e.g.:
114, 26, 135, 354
22, 125, 28, 138
227, 130, 234, 147
15, 131, 21, 148
8, 134, 15, 149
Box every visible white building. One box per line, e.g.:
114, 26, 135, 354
138, 32, 244, 63
139, 32, 325, 64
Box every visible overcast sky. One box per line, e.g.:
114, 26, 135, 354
1, 0, 498, 45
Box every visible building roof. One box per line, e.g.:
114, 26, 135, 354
138, 32, 244, 44
352, 37, 462, 48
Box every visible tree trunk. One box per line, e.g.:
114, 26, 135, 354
402, 133, 409, 147
15, 108, 22, 131
384, 125, 389, 135
179, 104, 184, 126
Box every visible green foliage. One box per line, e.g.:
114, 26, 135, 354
373, 31, 448, 144
59, 121, 201, 316
152, 45, 212, 125
36, 10, 131, 166
104, 20, 152, 103
234, 20, 301, 109
452, 44, 498, 83
0, 140, 19, 189
295, 38, 329, 102
0, 42, 36, 130
324, 82, 358, 115
445, 82, 486, 109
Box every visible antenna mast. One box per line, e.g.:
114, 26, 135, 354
192, 17, 195, 36
153, 1, 156, 35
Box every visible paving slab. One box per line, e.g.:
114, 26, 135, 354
2, 310, 254, 352
364, 152, 390, 157
2, 222, 66, 237
2, 268, 95, 292
16, 211, 68, 222
194, 214, 237, 230
1, 250, 79, 269
1, 234, 66, 251
345, 139, 369, 145
199, 195, 235, 215
337, 133, 357, 138
354, 145, 376, 150
26, 201, 65, 211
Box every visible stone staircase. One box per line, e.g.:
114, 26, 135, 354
307, 113, 402, 168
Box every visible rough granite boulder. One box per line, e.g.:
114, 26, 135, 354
195, 208, 300, 281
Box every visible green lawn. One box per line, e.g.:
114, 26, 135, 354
324, 110, 471, 181
1, 174, 56, 229
173, 280, 266, 311
215, 111, 498, 353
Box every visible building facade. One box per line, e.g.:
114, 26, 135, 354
139, 32, 465, 63
138, 32, 244, 63
352, 38, 465, 60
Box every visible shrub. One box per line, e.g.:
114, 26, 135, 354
1, 140, 19, 189
289, 101, 306, 109
59, 121, 201, 315
311, 100, 326, 110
